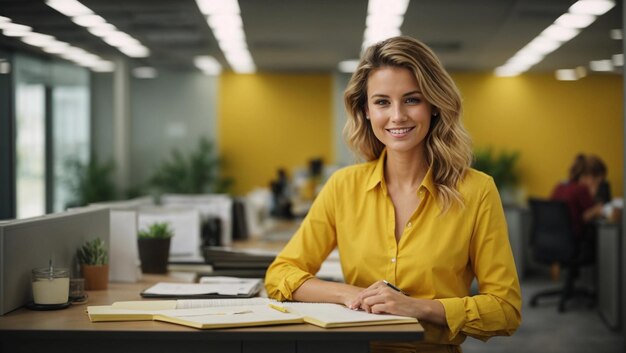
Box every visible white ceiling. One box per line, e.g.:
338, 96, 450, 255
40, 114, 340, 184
0, 0, 622, 74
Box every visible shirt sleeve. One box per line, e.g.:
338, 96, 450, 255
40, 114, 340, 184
436, 177, 522, 341
264, 174, 338, 301
575, 185, 595, 212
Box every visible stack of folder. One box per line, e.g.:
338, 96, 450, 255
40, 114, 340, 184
202, 247, 276, 278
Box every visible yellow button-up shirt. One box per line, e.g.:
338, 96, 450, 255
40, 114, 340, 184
265, 151, 521, 349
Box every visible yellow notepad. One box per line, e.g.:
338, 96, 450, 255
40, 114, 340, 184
87, 298, 417, 330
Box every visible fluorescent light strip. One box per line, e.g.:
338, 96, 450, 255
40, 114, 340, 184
195, 0, 255, 74
361, 0, 409, 50
336, 0, 408, 73
0, 15, 114, 72
612, 53, 624, 66
610, 28, 623, 40
338, 60, 360, 73
555, 66, 587, 80
132, 66, 158, 79
46, 0, 92, 17
495, 0, 615, 77
194, 55, 222, 75
589, 59, 614, 71
45, 0, 150, 58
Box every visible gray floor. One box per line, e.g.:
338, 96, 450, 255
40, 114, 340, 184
462, 276, 625, 353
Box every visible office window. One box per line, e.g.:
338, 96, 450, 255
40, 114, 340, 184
13, 54, 91, 217
52, 86, 90, 212
15, 83, 46, 219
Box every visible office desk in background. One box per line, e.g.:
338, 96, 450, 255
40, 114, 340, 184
597, 221, 622, 331
0, 275, 423, 353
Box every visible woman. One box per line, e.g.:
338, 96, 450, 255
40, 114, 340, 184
551, 154, 605, 238
265, 36, 521, 353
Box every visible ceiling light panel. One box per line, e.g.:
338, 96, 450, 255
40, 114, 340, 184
569, 0, 616, 16
589, 59, 614, 71
555, 13, 597, 29
555, 68, 582, 80
46, 0, 92, 17
132, 66, 158, 79
362, 0, 409, 50
495, 0, 615, 77
45, 0, 150, 58
610, 28, 623, 40
195, 0, 255, 74
0, 15, 114, 72
194, 55, 222, 75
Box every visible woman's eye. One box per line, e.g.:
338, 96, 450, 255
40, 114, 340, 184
374, 99, 389, 106
406, 97, 421, 104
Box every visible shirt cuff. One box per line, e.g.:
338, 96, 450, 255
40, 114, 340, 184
278, 271, 315, 301
436, 297, 467, 341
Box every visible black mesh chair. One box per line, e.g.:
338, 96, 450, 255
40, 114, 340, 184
528, 198, 595, 312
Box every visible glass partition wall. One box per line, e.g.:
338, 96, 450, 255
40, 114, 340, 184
15, 82, 46, 219
13, 54, 90, 219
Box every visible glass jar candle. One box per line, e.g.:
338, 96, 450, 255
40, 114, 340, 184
32, 267, 70, 305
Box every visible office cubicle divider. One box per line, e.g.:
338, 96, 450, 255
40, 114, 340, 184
160, 194, 233, 246
0, 207, 110, 315
137, 206, 201, 259
108, 209, 141, 283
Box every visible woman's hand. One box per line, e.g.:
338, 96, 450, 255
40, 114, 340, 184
347, 280, 447, 325
347, 280, 418, 317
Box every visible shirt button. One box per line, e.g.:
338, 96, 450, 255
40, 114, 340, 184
391, 257, 396, 263
406, 222, 412, 228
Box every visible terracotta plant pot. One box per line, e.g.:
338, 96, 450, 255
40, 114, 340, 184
81, 264, 109, 290
138, 238, 171, 274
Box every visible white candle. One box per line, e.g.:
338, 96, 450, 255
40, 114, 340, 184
32, 278, 70, 304
32, 267, 69, 305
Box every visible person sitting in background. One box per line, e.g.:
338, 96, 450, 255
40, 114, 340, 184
590, 156, 611, 205
551, 154, 605, 240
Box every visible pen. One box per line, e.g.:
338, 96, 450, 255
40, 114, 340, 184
383, 280, 407, 296
268, 303, 289, 313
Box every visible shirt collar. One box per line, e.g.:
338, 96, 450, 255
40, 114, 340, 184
421, 165, 440, 207
366, 149, 387, 192
366, 149, 441, 208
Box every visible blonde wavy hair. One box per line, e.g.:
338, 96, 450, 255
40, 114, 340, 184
343, 36, 473, 211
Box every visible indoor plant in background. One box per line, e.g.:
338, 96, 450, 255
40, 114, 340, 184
76, 238, 109, 290
64, 154, 117, 208
137, 222, 174, 274
149, 137, 233, 195
472, 147, 522, 205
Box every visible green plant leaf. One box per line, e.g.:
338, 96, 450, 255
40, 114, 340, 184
138, 222, 174, 239
149, 137, 233, 194
472, 148, 520, 190
77, 238, 108, 265
63, 154, 116, 208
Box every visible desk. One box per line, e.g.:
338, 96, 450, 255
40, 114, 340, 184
597, 222, 621, 330
0, 276, 423, 353
503, 205, 531, 278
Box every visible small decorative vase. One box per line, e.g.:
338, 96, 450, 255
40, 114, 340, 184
81, 264, 109, 290
138, 238, 171, 274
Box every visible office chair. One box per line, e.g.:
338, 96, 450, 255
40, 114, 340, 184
528, 198, 595, 312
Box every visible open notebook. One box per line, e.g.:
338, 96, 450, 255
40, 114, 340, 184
140, 277, 263, 299
87, 298, 418, 329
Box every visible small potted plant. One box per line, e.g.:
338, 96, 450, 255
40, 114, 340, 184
138, 222, 174, 274
76, 238, 109, 290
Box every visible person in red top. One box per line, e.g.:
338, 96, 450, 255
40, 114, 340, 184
551, 154, 605, 239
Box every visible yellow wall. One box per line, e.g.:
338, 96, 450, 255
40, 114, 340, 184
218, 73, 333, 195
219, 71, 623, 199
453, 73, 623, 198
